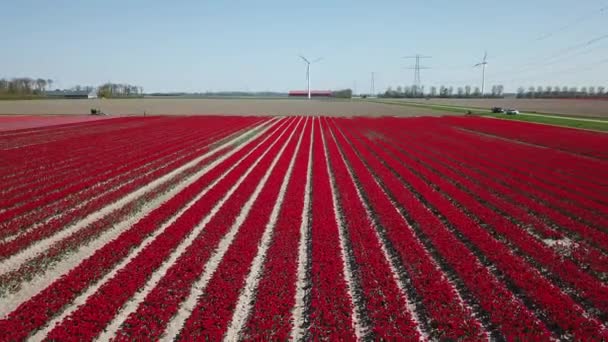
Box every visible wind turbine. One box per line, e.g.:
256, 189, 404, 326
299, 55, 323, 99
474, 51, 488, 96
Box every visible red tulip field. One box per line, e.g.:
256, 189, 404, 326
0, 115, 607, 340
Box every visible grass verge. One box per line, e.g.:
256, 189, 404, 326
482, 114, 608, 132
364, 99, 608, 132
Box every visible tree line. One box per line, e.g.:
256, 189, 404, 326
0, 78, 143, 98
0, 78, 54, 96
381, 85, 505, 98
97, 83, 144, 98
516, 86, 607, 98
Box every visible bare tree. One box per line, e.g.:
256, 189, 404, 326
0, 79, 8, 93
553, 86, 560, 96
496, 85, 504, 96
517, 86, 525, 98
35, 79, 47, 94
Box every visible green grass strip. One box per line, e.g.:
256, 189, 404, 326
364, 99, 608, 132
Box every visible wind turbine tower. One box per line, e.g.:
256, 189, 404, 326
299, 55, 323, 99
370, 72, 375, 97
474, 52, 488, 95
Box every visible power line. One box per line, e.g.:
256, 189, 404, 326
481, 32, 608, 80
535, 4, 608, 41
499, 57, 608, 84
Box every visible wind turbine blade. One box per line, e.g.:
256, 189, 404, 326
473, 63, 481, 67
312, 57, 323, 63
483, 51, 488, 61
299, 55, 310, 64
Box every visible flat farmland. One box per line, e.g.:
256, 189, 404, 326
394, 98, 608, 118
0, 98, 448, 117
0, 115, 607, 340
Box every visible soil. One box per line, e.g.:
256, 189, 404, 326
0, 98, 449, 117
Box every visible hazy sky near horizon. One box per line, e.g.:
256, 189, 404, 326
1, 0, 607, 93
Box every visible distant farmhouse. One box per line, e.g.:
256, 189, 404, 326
47, 89, 98, 99
288, 90, 333, 97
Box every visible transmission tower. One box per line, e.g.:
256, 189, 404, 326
403, 54, 431, 95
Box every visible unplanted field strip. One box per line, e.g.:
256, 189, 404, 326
0, 115, 606, 340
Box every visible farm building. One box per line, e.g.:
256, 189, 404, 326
47, 89, 98, 99
288, 90, 333, 97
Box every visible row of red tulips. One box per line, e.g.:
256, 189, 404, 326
336, 118, 550, 339
323, 120, 434, 339
173, 118, 303, 341
399, 128, 608, 277
0, 145, 231, 297
0, 118, 284, 340
0, 121, 229, 212
386, 129, 608, 321
0, 122, 260, 261
442, 116, 608, 159
242, 119, 312, 339
415, 127, 608, 255
307, 119, 356, 339
0, 122, 242, 240
0, 117, 161, 181
344, 118, 606, 340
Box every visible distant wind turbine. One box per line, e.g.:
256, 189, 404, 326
299, 55, 323, 99
474, 51, 488, 95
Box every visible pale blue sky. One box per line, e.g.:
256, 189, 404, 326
1, 0, 606, 93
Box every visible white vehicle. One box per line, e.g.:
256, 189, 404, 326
505, 108, 519, 115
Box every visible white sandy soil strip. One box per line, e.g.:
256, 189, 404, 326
0, 136, 219, 244
223, 117, 308, 340
0, 126, 233, 229
0, 118, 280, 318
159, 118, 302, 342
336, 123, 496, 340
25, 119, 288, 341
321, 121, 370, 339
290, 117, 315, 341
92, 117, 301, 341
25, 119, 289, 340
0, 119, 274, 279
328, 124, 431, 340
